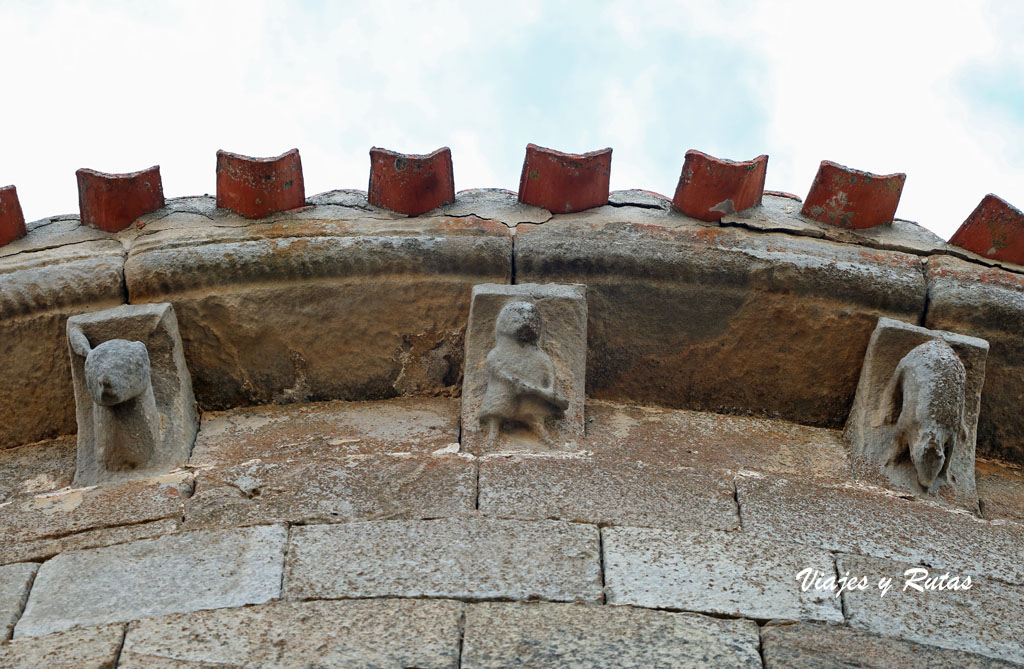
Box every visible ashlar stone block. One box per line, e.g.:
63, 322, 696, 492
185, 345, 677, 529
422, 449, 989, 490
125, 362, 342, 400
0, 563, 38, 641
461, 283, 587, 455
761, 620, 1021, 668
845, 317, 988, 508
120, 599, 463, 668
603, 526, 843, 623
478, 456, 739, 531
67, 303, 198, 486
14, 525, 286, 638
462, 602, 762, 668
838, 552, 1024, 664
0, 623, 126, 668
285, 518, 601, 603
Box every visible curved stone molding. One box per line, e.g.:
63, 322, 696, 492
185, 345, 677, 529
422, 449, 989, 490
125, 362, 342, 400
216, 149, 306, 219
0, 185, 27, 247
76, 166, 165, 233
0, 243, 125, 319
518, 144, 612, 214
949, 194, 1024, 266
672, 150, 768, 222
462, 284, 586, 455
844, 317, 988, 509
0, 241, 126, 448
68, 303, 198, 486
801, 161, 905, 230
1, 187, 1023, 468
126, 216, 512, 410
126, 220, 511, 298
516, 217, 927, 428
368, 147, 455, 216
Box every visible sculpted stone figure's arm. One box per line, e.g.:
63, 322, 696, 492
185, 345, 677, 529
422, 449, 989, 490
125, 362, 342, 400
490, 367, 567, 410
68, 323, 93, 358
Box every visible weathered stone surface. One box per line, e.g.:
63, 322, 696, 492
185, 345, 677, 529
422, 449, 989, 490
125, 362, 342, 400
286, 518, 602, 603
977, 458, 1024, 522
925, 254, 1024, 464
435, 188, 552, 226
14, 525, 285, 638
185, 453, 475, 529
0, 241, 125, 448
737, 474, 1024, 584
68, 303, 198, 486
0, 623, 125, 668
190, 397, 460, 466
583, 400, 850, 477
517, 218, 926, 429
546, 198, 676, 228
845, 317, 988, 508
462, 601, 762, 668
303, 189, 404, 219
761, 620, 1021, 668
125, 216, 511, 410
0, 519, 178, 566
0, 563, 37, 640
839, 552, 1024, 664
722, 193, 825, 238
478, 456, 738, 531
608, 188, 672, 211
0, 436, 75, 504
722, 193, 951, 257
120, 598, 463, 668
134, 195, 248, 231
0, 215, 107, 259
603, 526, 843, 622
462, 283, 587, 454
0, 470, 191, 546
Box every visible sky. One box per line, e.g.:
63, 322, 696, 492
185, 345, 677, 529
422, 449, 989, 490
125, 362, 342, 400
2, 0, 1023, 239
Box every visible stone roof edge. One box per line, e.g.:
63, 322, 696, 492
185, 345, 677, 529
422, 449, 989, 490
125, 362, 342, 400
1, 146, 1022, 270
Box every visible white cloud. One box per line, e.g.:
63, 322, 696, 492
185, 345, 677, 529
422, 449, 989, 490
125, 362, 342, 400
603, 0, 1024, 237
2, 0, 1022, 240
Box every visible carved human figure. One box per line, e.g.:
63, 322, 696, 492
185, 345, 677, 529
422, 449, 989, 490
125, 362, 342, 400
877, 339, 968, 492
478, 301, 569, 446
69, 326, 159, 473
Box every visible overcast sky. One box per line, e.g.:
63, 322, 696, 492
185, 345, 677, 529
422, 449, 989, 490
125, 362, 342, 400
2, 1, 1022, 238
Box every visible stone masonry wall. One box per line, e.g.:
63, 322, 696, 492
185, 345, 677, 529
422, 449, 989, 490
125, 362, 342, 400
2, 188, 1023, 463
0, 399, 1022, 666
2, 149, 1023, 666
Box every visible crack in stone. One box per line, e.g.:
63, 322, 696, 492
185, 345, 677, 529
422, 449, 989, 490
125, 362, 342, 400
732, 479, 745, 532
720, 219, 1024, 277
111, 623, 130, 667
0, 517, 183, 565
8, 564, 39, 639
834, 553, 850, 623
455, 607, 467, 669
606, 201, 667, 211
919, 259, 932, 327
0, 237, 117, 261
756, 622, 768, 669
